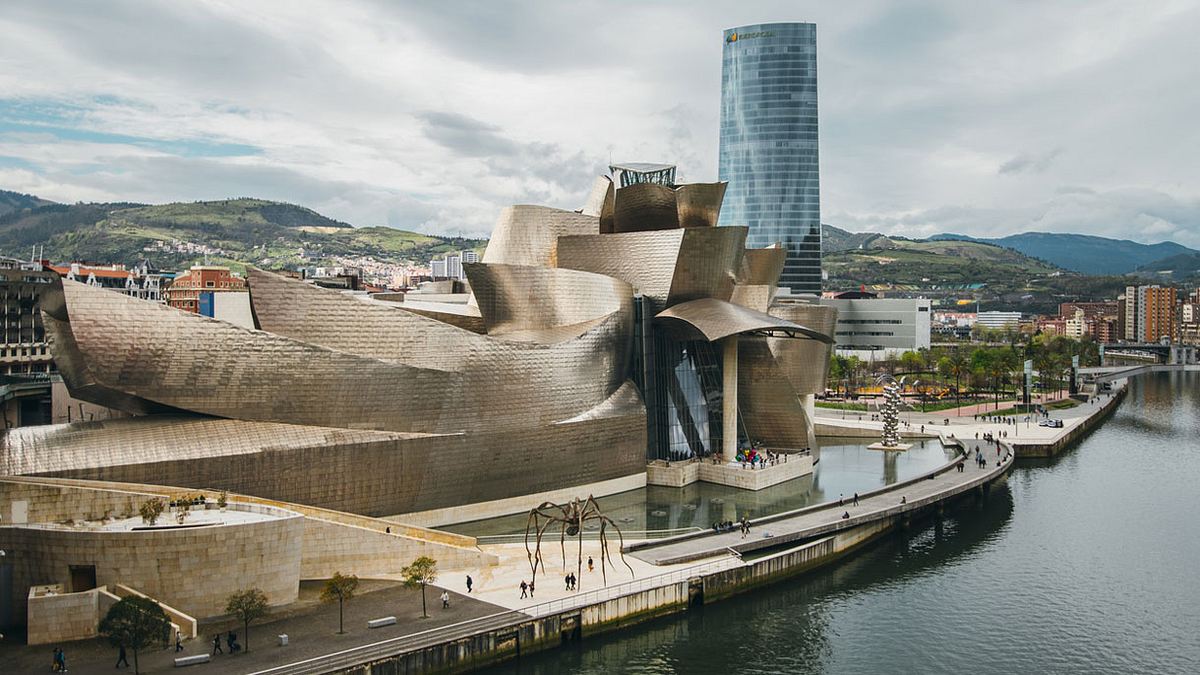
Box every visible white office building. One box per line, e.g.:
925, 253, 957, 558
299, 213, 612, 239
818, 296, 932, 357
976, 311, 1022, 330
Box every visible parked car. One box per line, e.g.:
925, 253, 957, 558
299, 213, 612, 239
1038, 419, 1064, 428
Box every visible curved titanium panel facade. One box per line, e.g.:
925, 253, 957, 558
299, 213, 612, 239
482, 205, 599, 267
0, 402, 647, 518
719, 23, 821, 294
48, 279, 457, 433
249, 268, 633, 432
674, 182, 727, 228
611, 183, 678, 233
557, 227, 746, 313
581, 175, 612, 217
738, 247, 787, 286
737, 337, 816, 452
654, 297, 830, 343
465, 262, 632, 338
767, 302, 839, 395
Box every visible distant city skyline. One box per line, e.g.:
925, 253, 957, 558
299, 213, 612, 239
1, 1, 1198, 248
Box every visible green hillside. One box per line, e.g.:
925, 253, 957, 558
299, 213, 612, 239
0, 189, 56, 217
824, 236, 1060, 287
0, 198, 485, 269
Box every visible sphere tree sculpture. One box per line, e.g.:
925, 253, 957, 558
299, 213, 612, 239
869, 375, 913, 451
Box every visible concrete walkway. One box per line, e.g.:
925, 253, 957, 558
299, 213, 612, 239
0, 581, 506, 675
628, 442, 1013, 566
816, 386, 1125, 452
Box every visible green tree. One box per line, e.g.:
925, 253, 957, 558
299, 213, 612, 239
320, 572, 360, 634
828, 354, 846, 396
948, 349, 970, 409
1033, 351, 1055, 403
138, 498, 165, 526
99, 596, 170, 675
899, 350, 924, 374
225, 588, 269, 653
401, 556, 438, 619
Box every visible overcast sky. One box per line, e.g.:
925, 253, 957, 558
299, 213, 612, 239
2, 1, 1198, 246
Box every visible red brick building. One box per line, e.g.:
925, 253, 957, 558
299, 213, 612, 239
166, 266, 246, 313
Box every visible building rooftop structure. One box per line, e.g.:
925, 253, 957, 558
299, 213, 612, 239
608, 162, 676, 188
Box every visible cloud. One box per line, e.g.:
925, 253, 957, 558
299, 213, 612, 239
0, 0, 1196, 248
998, 148, 1062, 175
828, 187, 1200, 249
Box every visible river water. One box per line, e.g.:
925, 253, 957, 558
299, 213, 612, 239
489, 371, 1200, 674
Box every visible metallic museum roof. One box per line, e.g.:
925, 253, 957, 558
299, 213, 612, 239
5, 163, 838, 517
609, 162, 677, 188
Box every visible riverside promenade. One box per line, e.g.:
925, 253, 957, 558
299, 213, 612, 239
245, 434, 1013, 674
814, 378, 1129, 457
236, 370, 1154, 673
628, 441, 1011, 565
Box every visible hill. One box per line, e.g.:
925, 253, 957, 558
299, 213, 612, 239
820, 227, 1140, 313
0, 189, 56, 217
0, 196, 485, 269
823, 236, 1062, 289
930, 232, 1197, 275
822, 223, 892, 253
1134, 251, 1200, 283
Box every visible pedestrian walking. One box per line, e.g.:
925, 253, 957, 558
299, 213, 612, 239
212, 634, 223, 655
175, 630, 183, 652
852, 492, 859, 506
529, 581, 535, 597
115, 644, 129, 668
520, 580, 528, 598
53, 647, 67, 672
441, 590, 450, 609
570, 573, 577, 590
227, 631, 237, 654
466, 575, 473, 593
588, 556, 594, 572
565, 574, 572, 591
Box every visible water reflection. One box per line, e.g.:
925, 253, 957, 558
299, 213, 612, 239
445, 438, 955, 538
483, 372, 1200, 674
492, 485, 1016, 675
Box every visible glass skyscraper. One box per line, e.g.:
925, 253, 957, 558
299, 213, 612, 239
719, 22, 821, 294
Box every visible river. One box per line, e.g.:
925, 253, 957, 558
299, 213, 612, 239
487, 371, 1200, 674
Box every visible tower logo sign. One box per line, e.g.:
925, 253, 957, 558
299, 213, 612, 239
726, 30, 774, 43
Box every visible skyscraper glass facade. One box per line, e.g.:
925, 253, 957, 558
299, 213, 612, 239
719, 22, 821, 294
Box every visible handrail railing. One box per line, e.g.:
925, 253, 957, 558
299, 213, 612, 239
475, 526, 704, 545
246, 554, 745, 675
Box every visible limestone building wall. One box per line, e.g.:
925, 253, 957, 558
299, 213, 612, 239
26, 586, 99, 645
299, 518, 489, 579
0, 503, 303, 621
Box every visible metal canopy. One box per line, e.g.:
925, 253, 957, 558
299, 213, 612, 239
654, 297, 833, 343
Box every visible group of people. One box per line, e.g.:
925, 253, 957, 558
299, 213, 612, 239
977, 430, 1007, 441
739, 451, 789, 469
710, 516, 753, 537
838, 492, 861, 507
50, 647, 67, 672
211, 631, 240, 656
519, 556, 594, 599
972, 446, 1009, 468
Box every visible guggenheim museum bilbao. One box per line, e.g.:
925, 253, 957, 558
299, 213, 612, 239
1, 164, 837, 523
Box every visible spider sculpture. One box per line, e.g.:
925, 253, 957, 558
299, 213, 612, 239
524, 495, 634, 592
